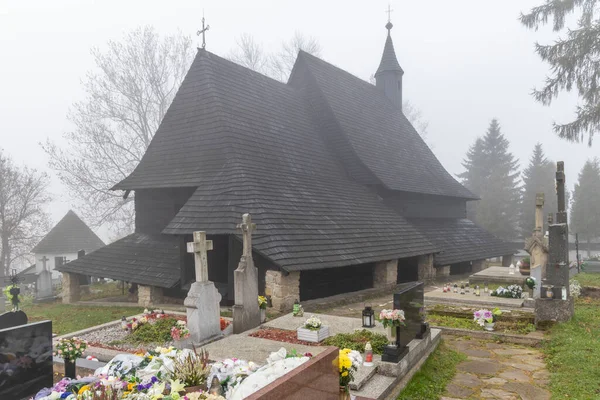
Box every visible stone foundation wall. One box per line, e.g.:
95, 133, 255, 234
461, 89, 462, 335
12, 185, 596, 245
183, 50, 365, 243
373, 260, 398, 288
471, 259, 487, 273
418, 254, 435, 281
138, 285, 164, 307
436, 265, 450, 277
265, 270, 300, 312
62, 272, 81, 304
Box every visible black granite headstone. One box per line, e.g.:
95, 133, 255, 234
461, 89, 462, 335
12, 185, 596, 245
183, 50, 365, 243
392, 281, 425, 348
0, 311, 27, 330
0, 320, 53, 399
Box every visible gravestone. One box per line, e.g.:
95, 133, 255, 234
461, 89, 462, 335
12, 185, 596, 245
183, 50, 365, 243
232, 213, 261, 334
530, 265, 542, 299
0, 310, 28, 329
36, 256, 53, 302
535, 161, 574, 323
0, 320, 53, 399
383, 281, 426, 363
184, 231, 222, 344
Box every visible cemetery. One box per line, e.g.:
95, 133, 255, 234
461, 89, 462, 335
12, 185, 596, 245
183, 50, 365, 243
3, 6, 600, 399
0, 161, 593, 399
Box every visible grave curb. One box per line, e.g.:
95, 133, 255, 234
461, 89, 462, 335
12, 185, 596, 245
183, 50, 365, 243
430, 326, 545, 346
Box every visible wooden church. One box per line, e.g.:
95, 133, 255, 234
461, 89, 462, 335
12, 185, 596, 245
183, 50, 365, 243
58, 21, 515, 309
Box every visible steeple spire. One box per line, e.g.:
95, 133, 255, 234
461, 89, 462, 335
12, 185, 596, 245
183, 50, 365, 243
375, 12, 404, 109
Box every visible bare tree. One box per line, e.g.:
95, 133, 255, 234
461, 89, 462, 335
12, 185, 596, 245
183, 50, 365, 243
0, 150, 51, 277
42, 26, 196, 237
269, 31, 322, 82
228, 31, 322, 82
228, 33, 269, 75
402, 100, 432, 148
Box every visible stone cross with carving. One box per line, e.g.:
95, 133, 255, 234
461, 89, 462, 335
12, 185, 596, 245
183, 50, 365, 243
187, 231, 213, 283
40, 256, 49, 271
237, 213, 256, 259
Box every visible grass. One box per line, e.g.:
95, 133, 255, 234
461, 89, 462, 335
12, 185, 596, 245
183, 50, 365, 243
397, 341, 466, 400
25, 302, 144, 335
543, 298, 600, 398
322, 329, 389, 354
426, 313, 536, 335
574, 272, 600, 287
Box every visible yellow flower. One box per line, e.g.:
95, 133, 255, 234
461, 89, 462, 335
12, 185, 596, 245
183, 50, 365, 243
342, 371, 348, 377
127, 383, 135, 391
78, 385, 90, 394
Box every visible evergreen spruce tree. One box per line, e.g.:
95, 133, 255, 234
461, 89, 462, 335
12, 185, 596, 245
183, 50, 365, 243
570, 158, 600, 257
459, 119, 521, 240
521, 1, 600, 145
519, 143, 556, 237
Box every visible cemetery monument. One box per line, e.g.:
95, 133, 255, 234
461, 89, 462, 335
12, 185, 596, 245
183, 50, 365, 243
233, 213, 261, 334
184, 231, 222, 344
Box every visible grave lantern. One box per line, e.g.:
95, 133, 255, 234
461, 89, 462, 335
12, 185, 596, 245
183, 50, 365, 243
120, 316, 128, 330
509, 263, 515, 275
460, 284, 465, 295
484, 281, 489, 293
453, 284, 458, 293
362, 304, 375, 328
475, 285, 481, 296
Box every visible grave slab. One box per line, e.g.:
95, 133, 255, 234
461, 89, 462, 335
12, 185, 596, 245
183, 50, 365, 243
425, 287, 524, 308
469, 266, 527, 286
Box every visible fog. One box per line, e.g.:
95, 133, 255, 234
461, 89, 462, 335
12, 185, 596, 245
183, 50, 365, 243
1, 0, 596, 242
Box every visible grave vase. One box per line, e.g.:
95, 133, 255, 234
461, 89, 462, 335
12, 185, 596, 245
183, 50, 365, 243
484, 322, 495, 332
339, 385, 351, 400
64, 359, 76, 379
260, 308, 266, 323
387, 325, 397, 346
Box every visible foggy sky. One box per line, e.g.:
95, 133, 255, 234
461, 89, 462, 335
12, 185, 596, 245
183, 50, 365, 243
1, 0, 597, 243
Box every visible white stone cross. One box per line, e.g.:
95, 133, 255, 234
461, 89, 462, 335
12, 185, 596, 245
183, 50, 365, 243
237, 213, 256, 258
187, 231, 213, 282
40, 256, 49, 271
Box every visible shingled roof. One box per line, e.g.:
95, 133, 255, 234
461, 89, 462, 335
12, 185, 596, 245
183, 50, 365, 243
164, 168, 438, 271
375, 27, 404, 76
289, 51, 477, 199
408, 218, 518, 266
32, 210, 105, 254
56, 233, 180, 288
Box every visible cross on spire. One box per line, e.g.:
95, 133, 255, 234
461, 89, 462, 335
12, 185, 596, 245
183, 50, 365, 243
197, 13, 210, 49
385, 3, 394, 31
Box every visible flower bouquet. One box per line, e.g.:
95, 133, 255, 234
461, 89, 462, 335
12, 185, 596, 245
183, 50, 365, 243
490, 284, 523, 299
525, 276, 536, 290
379, 309, 405, 345
258, 295, 267, 322
297, 315, 329, 342
570, 279, 581, 298
171, 320, 191, 348
337, 348, 362, 397
54, 337, 88, 378
473, 308, 502, 331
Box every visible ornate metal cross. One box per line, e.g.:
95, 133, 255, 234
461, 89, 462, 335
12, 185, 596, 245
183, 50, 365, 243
197, 15, 210, 49
187, 231, 213, 282
386, 4, 394, 22
237, 213, 256, 258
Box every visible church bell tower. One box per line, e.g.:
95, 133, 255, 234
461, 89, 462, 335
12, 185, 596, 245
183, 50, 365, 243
374, 19, 404, 109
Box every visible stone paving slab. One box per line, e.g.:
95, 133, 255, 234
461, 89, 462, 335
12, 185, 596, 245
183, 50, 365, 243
201, 334, 327, 363
444, 337, 551, 400
425, 287, 525, 308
